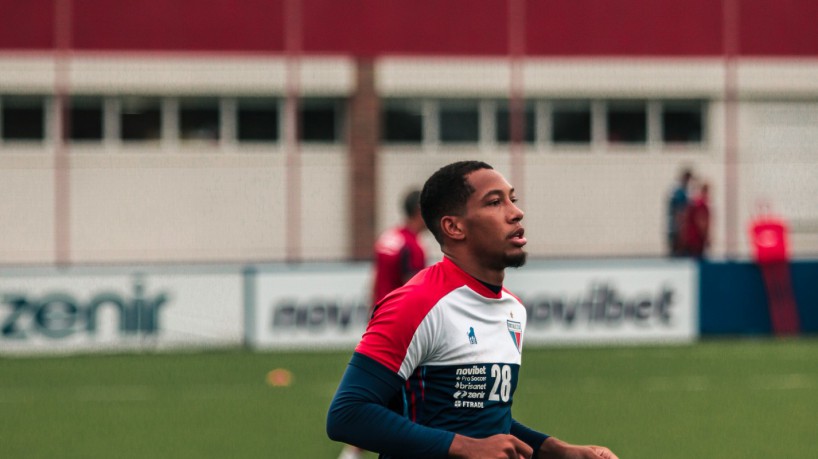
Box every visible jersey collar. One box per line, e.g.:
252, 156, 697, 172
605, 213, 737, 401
441, 256, 504, 300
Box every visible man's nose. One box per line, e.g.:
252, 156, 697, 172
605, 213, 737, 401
510, 202, 524, 222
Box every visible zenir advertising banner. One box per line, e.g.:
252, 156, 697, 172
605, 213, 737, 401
0, 267, 243, 354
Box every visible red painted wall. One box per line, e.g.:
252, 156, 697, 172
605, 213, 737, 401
302, 0, 509, 56
0, 0, 55, 49
740, 0, 818, 56
73, 0, 284, 52
1, 0, 816, 56
526, 0, 724, 56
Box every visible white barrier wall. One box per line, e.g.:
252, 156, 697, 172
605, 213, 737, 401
1, 260, 697, 354
248, 264, 372, 350
504, 259, 698, 345
248, 259, 698, 350
0, 266, 244, 354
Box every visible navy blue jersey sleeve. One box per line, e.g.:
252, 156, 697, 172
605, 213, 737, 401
326, 352, 455, 458
510, 419, 550, 455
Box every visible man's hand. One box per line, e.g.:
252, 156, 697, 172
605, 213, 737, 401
449, 433, 534, 459
539, 436, 619, 459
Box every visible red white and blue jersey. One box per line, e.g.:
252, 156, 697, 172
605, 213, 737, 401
327, 257, 547, 458
359, 256, 526, 437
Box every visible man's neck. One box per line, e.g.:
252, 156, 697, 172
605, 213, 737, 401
442, 252, 505, 286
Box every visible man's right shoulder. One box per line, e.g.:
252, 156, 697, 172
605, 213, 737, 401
401, 259, 459, 298
376, 263, 451, 315
357, 262, 458, 373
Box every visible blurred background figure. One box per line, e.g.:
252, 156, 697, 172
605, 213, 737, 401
684, 181, 711, 258
667, 168, 694, 257
370, 189, 427, 310
337, 189, 426, 459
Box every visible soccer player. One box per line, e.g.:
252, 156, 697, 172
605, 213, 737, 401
327, 161, 618, 459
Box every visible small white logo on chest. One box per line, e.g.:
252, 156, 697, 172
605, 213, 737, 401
467, 326, 477, 344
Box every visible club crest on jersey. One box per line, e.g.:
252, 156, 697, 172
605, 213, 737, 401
507, 320, 522, 353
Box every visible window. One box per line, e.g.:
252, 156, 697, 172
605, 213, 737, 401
121, 97, 161, 141
180, 97, 220, 141
439, 100, 479, 143
300, 98, 341, 142
70, 96, 103, 141
663, 101, 703, 143
607, 101, 647, 144
382, 100, 423, 143
552, 102, 591, 144
238, 98, 278, 142
496, 102, 535, 143
2, 96, 44, 141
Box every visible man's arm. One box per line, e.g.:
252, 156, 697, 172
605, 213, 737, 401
509, 418, 618, 459
448, 433, 533, 459
326, 352, 454, 458
537, 437, 619, 459
510, 419, 550, 452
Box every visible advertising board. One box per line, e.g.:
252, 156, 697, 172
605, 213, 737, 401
249, 259, 698, 349
505, 259, 698, 345
0, 259, 697, 354
248, 264, 371, 350
0, 267, 243, 354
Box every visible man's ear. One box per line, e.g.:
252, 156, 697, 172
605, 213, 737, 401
440, 216, 465, 241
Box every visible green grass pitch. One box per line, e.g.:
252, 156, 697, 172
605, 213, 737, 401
1, 338, 816, 458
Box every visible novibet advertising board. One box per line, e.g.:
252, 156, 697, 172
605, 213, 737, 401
248, 259, 698, 349
248, 264, 372, 350
504, 259, 698, 345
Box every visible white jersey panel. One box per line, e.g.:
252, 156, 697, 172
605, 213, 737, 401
398, 285, 526, 380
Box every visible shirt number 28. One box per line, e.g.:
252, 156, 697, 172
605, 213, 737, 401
488, 364, 512, 402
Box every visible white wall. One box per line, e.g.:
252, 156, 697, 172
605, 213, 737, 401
1, 55, 817, 264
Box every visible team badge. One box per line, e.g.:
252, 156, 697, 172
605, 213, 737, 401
507, 320, 522, 353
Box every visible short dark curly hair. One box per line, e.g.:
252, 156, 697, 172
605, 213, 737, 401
420, 160, 493, 245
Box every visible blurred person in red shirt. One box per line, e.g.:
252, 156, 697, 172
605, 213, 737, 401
683, 181, 711, 258
371, 189, 428, 308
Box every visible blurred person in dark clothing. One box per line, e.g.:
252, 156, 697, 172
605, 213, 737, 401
667, 168, 694, 257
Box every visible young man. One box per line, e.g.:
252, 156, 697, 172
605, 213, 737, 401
327, 161, 618, 459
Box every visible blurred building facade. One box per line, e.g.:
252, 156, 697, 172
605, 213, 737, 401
0, 0, 817, 265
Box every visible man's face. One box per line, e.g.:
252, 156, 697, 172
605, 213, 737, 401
460, 168, 527, 270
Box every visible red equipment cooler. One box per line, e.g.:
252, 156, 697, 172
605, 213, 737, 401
750, 215, 800, 335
